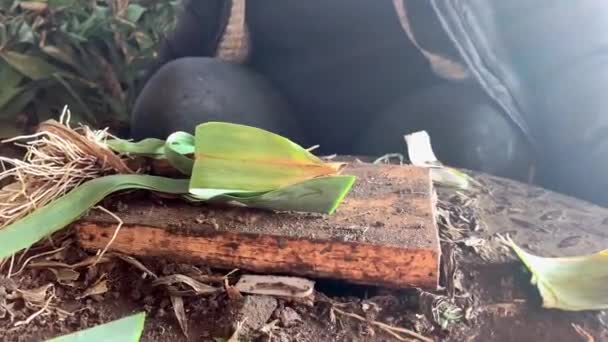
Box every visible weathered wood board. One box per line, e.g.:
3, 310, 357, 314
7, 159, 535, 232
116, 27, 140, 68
75, 163, 440, 289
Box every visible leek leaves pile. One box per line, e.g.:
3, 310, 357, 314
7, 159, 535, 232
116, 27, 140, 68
0, 121, 356, 259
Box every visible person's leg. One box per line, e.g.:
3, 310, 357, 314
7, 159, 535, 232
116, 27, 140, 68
353, 81, 534, 182
533, 54, 608, 206
425, 0, 608, 205
131, 57, 307, 145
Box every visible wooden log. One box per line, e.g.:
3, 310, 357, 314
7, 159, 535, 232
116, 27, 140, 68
75, 163, 440, 289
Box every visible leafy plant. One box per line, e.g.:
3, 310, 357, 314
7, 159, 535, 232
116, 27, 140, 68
0, 0, 181, 137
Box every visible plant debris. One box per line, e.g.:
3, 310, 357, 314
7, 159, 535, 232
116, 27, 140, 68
330, 306, 433, 342
234, 275, 315, 298
76, 274, 109, 299
170, 295, 188, 338
152, 274, 219, 296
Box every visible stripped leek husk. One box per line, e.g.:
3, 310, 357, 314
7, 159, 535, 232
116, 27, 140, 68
502, 236, 608, 311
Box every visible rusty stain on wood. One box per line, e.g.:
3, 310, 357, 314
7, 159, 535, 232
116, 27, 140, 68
75, 163, 440, 289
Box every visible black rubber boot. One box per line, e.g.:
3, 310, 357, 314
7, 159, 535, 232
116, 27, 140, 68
353, 82, 534, 182
428, 0, 608, 205
135, 0, 230, 89
131, 57, 306, 145
132, 0, 439, 154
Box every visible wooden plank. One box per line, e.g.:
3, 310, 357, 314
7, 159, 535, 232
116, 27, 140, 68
75, 163, 440, 289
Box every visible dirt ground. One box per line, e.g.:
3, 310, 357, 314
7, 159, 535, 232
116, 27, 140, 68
2, 161, 608, 341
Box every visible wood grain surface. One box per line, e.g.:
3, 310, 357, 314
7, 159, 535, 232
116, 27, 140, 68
76, 163, 440, 289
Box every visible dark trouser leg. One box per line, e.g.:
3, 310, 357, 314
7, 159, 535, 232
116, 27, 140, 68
353, 82, 534, 182
533, 54, 608, 207
130, 57, 307, 145
427, 0, 608, 205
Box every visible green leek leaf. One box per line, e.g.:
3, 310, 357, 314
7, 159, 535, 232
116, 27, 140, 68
0, 122, 355, 259
212, 175, 356, 214
165, 131, 195, 175
0, 173, 354, 259
47, 312, 145, 342
0, 175, 190, 260
106, 122, 355, 205
191, 122, 345, 193
104, 132, 194, 166
504, 236, 608, 311
105, 137, 167, 158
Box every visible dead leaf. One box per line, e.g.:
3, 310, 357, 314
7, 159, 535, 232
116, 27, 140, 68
224, 278, 243, 301
48, 268, 80, 285
16, 283, 53, 305
0, 285, 7, 319
77, 276, 108, 299
171, 295, 188, 338
0, 276, 18, 292
73, 255, 112, 268
29, 255, 111, 270
234, 275, 315, 298
152, 274, 218, 295
227, 318, 247, 342
112, 253, 157, 279
14, 291, 55, 327
572, 323, 594, 342
259, 319, 280, 336
1, 302, 18, 322
461, 236, 487, 255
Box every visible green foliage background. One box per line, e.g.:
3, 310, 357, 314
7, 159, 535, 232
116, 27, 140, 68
0, 0, 180, 137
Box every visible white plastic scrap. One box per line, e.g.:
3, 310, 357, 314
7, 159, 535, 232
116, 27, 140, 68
404, 130, 474, 189
404, 131, 442, 168
404, 131, 475, 190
